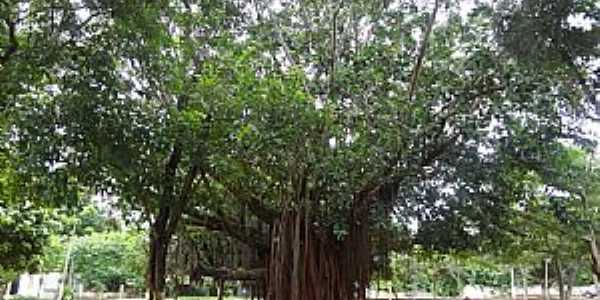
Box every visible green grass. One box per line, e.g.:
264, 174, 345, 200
177, 297, 246, 300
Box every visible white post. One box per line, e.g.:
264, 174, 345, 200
511, 267, 516, 300
594, 273, 599, 297
37, 275, 44, 299
545, 259, 550, 300
119, 284, 124, 300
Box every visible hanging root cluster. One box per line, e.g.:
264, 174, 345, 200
266, 205, 370, 300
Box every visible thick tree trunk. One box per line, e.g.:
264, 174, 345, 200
266, 208, 370, 300
147, 223, 171, 300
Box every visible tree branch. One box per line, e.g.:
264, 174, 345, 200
328, 4, 341, 99
362, 82, 504, 205
208, 167, 278, 223
408, 0, 440, 101
167, 164, 200, 235
185, 211, 269, 253
0, 16, 18, 65
154, 146, 181, 233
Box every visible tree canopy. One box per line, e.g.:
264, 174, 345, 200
1, 0, 598, 299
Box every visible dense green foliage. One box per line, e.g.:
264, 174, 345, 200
389, 251, 510, 296
499, 146, 600, 298
41, 231, 146, 292
0, 145, 51, 285
0, 200, 49, 284
40, 204, 126, 271
0, 0, 598, 298
70, 231, 146, 291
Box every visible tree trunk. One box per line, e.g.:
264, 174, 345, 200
266, 208, 370, 300
0, 282, 7, 300
217, 279, 224, 300
147, 222, 171, 300
589, 232, 600, 277
523, 269, 528, 300
566, 267, 577, 300
556, 259, 566, 300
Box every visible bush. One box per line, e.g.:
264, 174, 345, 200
62, 286, 74, 300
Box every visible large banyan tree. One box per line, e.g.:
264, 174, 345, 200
4, 0, 597, 299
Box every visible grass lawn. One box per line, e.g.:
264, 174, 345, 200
177, 297, 246, 300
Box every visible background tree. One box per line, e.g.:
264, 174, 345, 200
389, 251, 510, 297
0, 127, 51, 293
486, 146, 600, 300
70, 231, 146, 292
3, 1, 244, 299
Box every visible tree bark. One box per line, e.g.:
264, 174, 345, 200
217, 279, 224, 300
145, 146, 197, 300
0, 17, 18, 65
566, 267, 577, 300
588, 232, 600, 276
266, 206, 370, 300
147, 219, 171, 300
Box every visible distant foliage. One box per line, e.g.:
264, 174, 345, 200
70, 231, 146, 292
0, 150, 51, 284
390, 251, 509, 296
